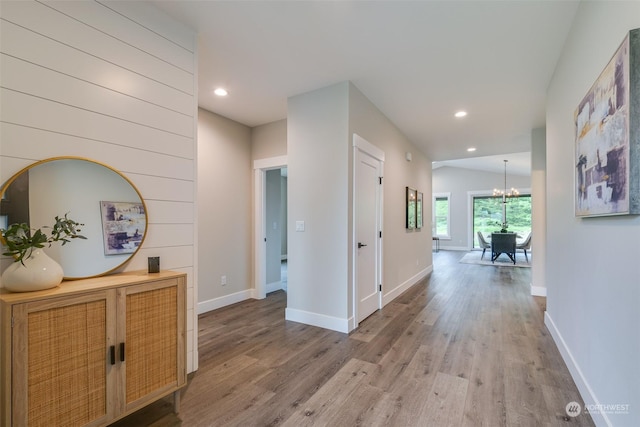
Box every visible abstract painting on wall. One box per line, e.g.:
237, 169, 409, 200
575, 28, 640, 217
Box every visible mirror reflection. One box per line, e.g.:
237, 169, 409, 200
0, 158, 147, 279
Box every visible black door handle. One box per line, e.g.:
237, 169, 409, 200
358, 242, 367, 248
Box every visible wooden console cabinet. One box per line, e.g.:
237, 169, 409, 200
0, 270, 186, 426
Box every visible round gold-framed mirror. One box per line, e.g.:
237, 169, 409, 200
0, 157, 148, 279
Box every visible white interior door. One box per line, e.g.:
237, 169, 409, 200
355, 146, 382, 323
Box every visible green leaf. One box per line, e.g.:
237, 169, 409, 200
0, 214, 86, 265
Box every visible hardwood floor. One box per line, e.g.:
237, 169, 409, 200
112, 250, 594, 427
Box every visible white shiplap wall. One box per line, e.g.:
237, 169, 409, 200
0, 1, 198, 372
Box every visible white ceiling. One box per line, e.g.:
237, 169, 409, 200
433, 151, 531, 176
151, 0, 579, 170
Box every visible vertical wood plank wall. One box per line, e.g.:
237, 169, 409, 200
0, 1, 198, 372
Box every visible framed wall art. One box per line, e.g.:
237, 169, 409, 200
575, 28, 640, 217
406, 187, 417, 229
416, 191, 423, 229
100, 201, 146, 255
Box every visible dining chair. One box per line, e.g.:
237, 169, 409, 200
477, 231, 490, 260
516, 233, 532, 262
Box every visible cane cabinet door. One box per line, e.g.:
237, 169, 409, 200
118, 278, 186, 414
11, 290, 116, 427
1, 271, 186, 427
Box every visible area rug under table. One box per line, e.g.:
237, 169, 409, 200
459, 251, 531, 267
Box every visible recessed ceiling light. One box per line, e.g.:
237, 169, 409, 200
214, 88, 228, 97
467, 147, 476, 152
455, 111, 467, 118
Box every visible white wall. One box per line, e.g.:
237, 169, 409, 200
286, 81, 432, 332
252, 119, 287, 161
432, 166, 531, 250
0, 1, 198, 371
545, 4, 640, 426
348, 83, 432, 311
197, 109, 252, 311
287, 82, 350, 330
531, 127, 546, 296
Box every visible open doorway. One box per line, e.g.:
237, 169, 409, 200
265, 168, 288, 293
253, 155, 287, 299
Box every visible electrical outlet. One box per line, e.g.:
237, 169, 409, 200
221, 275, 227, 286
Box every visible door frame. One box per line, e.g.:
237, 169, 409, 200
253, 155, 288, 299
351, 134, 384, 331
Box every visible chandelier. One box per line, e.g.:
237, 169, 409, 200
493, 160, 519, 199
493, 159, 518, 230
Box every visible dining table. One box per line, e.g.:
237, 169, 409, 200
490, 232, 517, 264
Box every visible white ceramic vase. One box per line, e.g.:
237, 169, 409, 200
1, 249, 64, 292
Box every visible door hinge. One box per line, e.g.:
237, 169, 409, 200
379, 177, 383, 185
379, 284, 382, 292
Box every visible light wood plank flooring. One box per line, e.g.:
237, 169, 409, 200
112, 250, 594, 426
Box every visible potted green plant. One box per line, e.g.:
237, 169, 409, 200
495, 221, 509, 233
1, 214, 86, 292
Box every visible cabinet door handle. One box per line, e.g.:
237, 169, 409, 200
120, 342, 125, 362
109, 345, 116, 365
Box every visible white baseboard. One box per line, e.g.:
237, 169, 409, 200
348, 315, 357, 333
197, 289, 253, 315
530, 285, 547, 297
192, 349, 198, 371
283, 263, 432, 334
285, 307, 349, 333
544, 312, 609, 427
382, 266, 432, 307
436, 246, 468, 251
266, 280, 282, 293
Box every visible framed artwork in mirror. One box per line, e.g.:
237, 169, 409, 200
100, 201, 146, 255
406, 187, 417, 229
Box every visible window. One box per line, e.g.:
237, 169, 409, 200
473, 194, 531, 248
433, 193, 450, 238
